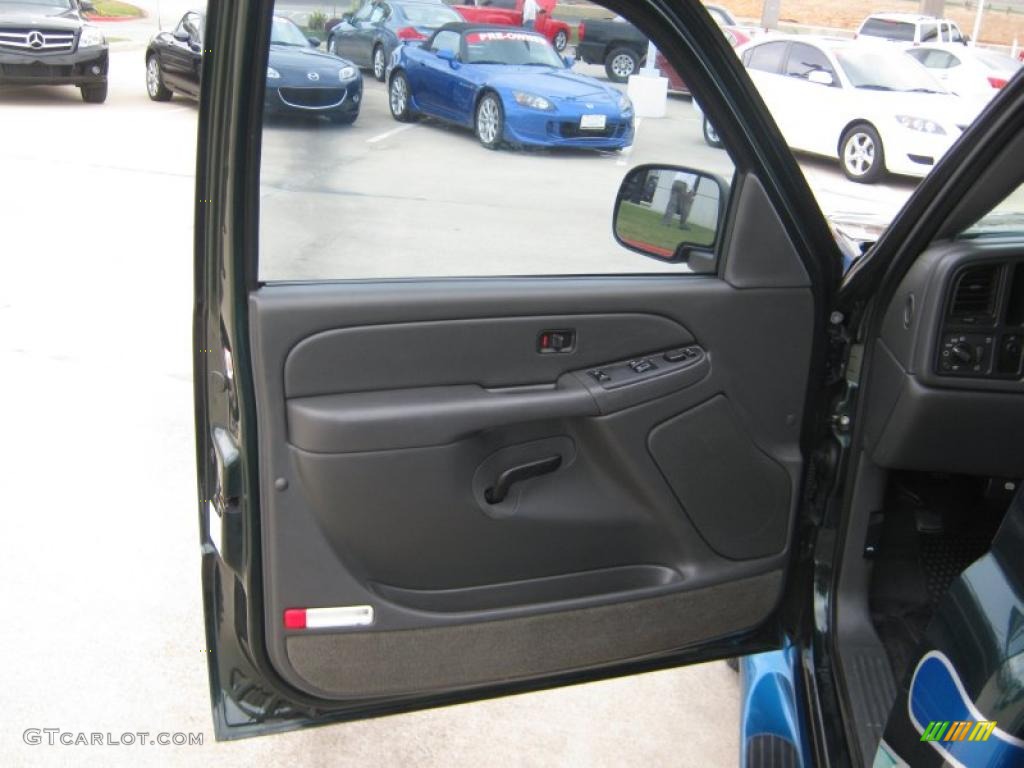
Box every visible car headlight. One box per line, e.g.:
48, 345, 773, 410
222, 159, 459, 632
78, 26, 105, 48
895, 115, 946, 135
267, 67, 281, 80
338, 66, 358, 81
513, 91, 554, 111
618, 95, 633, 114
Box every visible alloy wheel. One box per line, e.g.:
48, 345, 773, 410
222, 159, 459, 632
374, 47, 386, 80
611, 54, 635, 79
390, 75, 408, 116
477, 97, 500, 145
844, 132, 875, 177
146, 57, 160, 97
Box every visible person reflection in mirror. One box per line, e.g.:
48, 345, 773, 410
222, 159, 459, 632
662, 179, 697, 230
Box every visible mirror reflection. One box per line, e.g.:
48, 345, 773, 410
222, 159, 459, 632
615, 166, 722, 261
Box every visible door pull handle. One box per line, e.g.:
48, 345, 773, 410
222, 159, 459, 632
485, 455, 562, 504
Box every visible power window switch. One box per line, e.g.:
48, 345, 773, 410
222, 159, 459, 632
589, 369, 611, 383
628, 359, 656, 374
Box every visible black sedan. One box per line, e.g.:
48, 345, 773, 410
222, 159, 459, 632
328, 0, 461, 82
147, 13, 363, 125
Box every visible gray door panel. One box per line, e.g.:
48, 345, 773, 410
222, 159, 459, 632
249, 276, 813, 699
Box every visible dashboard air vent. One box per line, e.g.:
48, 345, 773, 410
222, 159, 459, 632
949, 265, 999, 323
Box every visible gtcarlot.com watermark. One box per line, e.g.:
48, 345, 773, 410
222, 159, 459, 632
24, 729, 203, 747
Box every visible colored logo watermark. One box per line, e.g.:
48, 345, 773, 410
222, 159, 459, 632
920, 720, 997, 743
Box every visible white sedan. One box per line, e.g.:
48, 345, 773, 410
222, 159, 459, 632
905, 44, 1022, 107
729, 36, 979, 183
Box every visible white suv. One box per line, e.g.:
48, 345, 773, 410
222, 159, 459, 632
857, 13, 967, 45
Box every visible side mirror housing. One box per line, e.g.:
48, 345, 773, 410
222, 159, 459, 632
79, 0, 96, 12
807, 69, 834, 86
436, 48, 460, 67
613, 164, 728, 267
308, 36, 321, 48
172, 29, 190, 43
562, 54, 575, 68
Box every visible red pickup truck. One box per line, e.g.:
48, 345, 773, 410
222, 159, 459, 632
450, 0, 573, 51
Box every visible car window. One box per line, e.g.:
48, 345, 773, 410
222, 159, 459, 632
403, 5, 461, 26
745, 42, 788, 74
859, 18, 916, 42
353, 2, 374, 22
177, 13, 201, 41
785, 43, 836, 83
705, 7, 731, 27
257, 0, 738, 280
911, 49, 957, 69
950, 23, 964, 43
964, 181, 1024, 237
367, 5, 387, 23
834, 46, 947, 92
430, 29, 461, 54
482, 0, 517, 8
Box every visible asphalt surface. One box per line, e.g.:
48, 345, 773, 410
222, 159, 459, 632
0, 19, 918, 766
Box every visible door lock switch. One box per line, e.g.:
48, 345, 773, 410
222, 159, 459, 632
589, 369, 611, 383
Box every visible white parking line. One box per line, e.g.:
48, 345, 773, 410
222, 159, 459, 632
367, 123, 419, 144
617, 117, 642, 166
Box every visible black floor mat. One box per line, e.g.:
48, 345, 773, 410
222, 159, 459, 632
869, 475, 1003, 683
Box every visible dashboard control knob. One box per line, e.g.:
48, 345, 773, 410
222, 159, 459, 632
951, 343, 974, 364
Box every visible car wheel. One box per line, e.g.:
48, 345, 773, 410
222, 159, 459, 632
80, 81, 108, 104
840, 123, 885, 184
475, 92, 504, 150
372, 45, 387, 82
703, 116, 723, 149
389, 71, 416, 122
553, 29, 568, 52
605, 47, 639, 83
146, 55, 173, 102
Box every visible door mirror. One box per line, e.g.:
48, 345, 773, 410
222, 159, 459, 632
562, 54, 575, 69
308, 36, 321, 48
614, 165, 727, 263
436, 48, 459, 67
173, 29, 190, 43
79, 0, 95, 12
807, 69, 834, 86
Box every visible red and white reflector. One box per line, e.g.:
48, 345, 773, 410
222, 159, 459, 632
283, 605, 374, 630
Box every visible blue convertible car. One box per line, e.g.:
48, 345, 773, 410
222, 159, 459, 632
387, 23, 635, 150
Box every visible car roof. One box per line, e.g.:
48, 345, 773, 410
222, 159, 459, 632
862, 13, 942, 23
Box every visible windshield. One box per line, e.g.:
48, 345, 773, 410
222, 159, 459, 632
270, 16, 309, 46
965, 183, 1024, 236
835, 47, 947, 92
402, 5, 460, 25
464, 30, 563, 66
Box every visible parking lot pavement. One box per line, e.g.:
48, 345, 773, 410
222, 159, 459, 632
0, 49, 740, 768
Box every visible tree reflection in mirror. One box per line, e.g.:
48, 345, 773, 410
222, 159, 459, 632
614, 165, 725, 266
